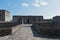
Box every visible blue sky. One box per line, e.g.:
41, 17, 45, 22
0, 0, 60, 19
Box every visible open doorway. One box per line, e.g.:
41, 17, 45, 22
27, 19, 30, 24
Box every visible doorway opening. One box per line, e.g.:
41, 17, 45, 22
27, 19, 30, 24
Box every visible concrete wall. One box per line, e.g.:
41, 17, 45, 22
0, 28, 11, 36
33, 21, 60, 36
0, 10, 10, 22
5, 11, 10, 22
53, 16, 60, 22
0, 21, 22, 36
13, 16, 43, 24
0, 24, 22, 36
0, 21, 22, 28
0, 10, 5, 21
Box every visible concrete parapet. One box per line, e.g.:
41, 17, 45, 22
11, 24, 22, 34
0, 21, 22, 37
0, 21, 21, 28
0, 24, 22, 37
0, 28, 11, 36
33, 21, 60, 37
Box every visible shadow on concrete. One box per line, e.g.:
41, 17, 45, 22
0, 34, 10, 37
30, 26, 60, 39
0, 29, 11, 37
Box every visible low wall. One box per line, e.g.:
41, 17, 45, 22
0, 21, 21, 28
0, 28, 11, 36
11, 24, 22, 34
33, 21, 60, 37
0, 21, 22, 37
0, 24, 22, 37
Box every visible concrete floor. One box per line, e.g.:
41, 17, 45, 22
0, 24, 60, 40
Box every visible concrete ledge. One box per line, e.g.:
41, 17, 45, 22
11, 24, 22, 34
0, 28, 11, 37
33, 22, 60, 37
0, 24, 22, 37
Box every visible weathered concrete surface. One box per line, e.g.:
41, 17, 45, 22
0, 24, 22, 37
0, 24, 60, 40
11, 24, 22, 34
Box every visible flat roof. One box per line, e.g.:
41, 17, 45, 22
13, 15, 43, 17
0, 10, 10, 13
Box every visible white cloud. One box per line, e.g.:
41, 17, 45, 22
32, 3, 40, 8
21, 0, 48, 8
35, 0, 39, 3
40, 1, 48, 6
22, 3, 29, 7
32, 0, 48, 8
32, 0, 40, 8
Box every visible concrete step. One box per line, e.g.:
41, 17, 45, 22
21, 24, 32, 27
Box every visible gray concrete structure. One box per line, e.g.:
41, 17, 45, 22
0, 10, 10, 22
53, 16, 60, 22
13, 16, 43, 24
